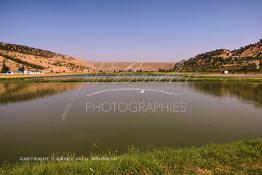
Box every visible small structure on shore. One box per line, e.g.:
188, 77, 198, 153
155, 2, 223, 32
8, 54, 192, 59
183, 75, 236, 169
255, 60, 260, 70
6, 70, 14, 75
23, 69, 43, 75
223, 70, 229, 74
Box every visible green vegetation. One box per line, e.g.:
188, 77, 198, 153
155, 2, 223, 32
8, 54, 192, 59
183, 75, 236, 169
1, 74, 262, 83
0, 139, 261, 174
62, 72, 184, 76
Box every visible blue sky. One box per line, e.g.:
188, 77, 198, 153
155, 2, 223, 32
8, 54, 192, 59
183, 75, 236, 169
0, 0, 262, 62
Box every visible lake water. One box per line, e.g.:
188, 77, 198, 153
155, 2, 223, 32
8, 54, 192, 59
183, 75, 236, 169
0, 81, 262, 163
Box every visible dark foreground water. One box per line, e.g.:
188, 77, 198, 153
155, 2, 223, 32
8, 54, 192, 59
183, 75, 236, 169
0, 81, 262, 163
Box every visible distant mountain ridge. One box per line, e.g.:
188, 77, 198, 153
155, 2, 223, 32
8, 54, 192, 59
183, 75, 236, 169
178, 39, 262, 72
0, 41, 93, 73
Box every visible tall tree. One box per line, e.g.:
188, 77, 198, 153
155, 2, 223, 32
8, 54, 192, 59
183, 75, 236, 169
18, 65, 25, 72
1, 60, 10, 73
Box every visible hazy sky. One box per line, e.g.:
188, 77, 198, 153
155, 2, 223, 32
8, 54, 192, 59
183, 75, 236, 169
0, 0, 262, 62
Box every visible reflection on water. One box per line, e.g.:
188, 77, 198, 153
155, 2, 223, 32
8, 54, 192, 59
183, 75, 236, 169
0, 83, 81, 104
0, 81, 262, 163
1, 81, 261, 107
189, 81, 262, 107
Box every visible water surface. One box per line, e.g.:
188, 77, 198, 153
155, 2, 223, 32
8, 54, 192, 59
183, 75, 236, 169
0, 81, 262, 163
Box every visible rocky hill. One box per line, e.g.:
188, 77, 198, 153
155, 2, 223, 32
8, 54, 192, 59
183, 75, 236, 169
0, 42, 93, 73
178, 39, 262, 72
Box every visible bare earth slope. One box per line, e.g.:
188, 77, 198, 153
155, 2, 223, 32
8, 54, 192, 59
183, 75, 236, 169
0, 42, 93, 73
0, 42, 175, 73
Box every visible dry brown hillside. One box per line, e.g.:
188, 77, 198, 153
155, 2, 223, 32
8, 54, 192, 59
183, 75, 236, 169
0, 42, 93, 73
178, 39, 262, 72
0, 42, 175, 73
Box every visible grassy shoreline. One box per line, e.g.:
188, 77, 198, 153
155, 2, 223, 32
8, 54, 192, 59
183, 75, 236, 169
1, 77, 262, 83
1, 72, 262, 82
1, 139, 261, 174
1, 71, 262, 77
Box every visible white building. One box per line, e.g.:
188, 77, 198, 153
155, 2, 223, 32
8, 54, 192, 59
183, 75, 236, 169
223, 70, 229, 74
6, 70, 14, 75
23, 70, 43, 75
